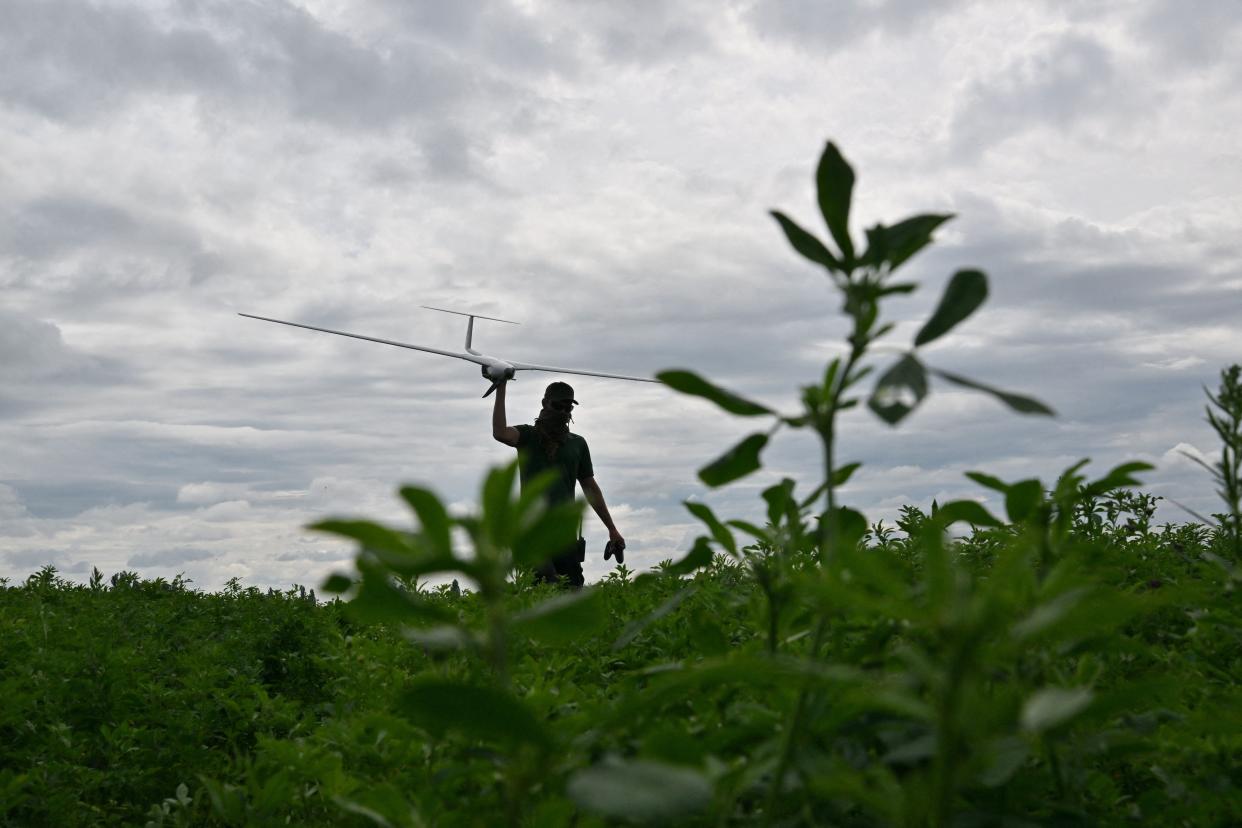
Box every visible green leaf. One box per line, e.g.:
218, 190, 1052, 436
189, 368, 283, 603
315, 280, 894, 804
1083, 461, 1155, 497
1012, 588, 1141, 645
770, 210, 843, 275
965, 471, 1010, 494
685, 501, 737, 556
514, 470, 558, 529
725, 519, 770, 542
862, 223, 888, 269
698, 433, 769, 487
915, 269, 988, 347
315, 518, 462, 580
657, 370, 772, 417
799, 481, 827, 510
1051, 459, 1092, 501
348, 567, 456, 626
481, 461, 519, 546
1005, 479, 1043, 523
817, 543, 909, 610
879, 281, 918, 297
1011, 587, 1092, 641
932, 368, 1056, 416
398, 486, 453, 558
880, 213, 954, 271
935, 499, 1004, 528
334, 785, 420, 828
977, 737, 1030, 788
321, 573, 353, 594
763, 478, 797, 527
398, 680, 550, 748
833, 462, 862, 486
829, 506, 869, 550
402, 625, 474, 651
512, 499, 582, 570
309, 520, 413, 556
1021, 687, 1094, 733
200, 778, 245, 823
632, 654, 863, 706
567, 758, 712, 823
882, 733, 936, 765
511, 588, 607, 645
687, 610, 729, 656
641, 723, 708, 768
816, 141, 855, 262
659, 538, 714, 579
868, 353, 928, 425
822, 358, 841, 397
613, 585, 697, 650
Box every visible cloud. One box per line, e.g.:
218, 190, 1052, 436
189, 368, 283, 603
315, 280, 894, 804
365, 0, 581, 75
0, 0, 475, 129
128, 547, 217, 567
743, 0, 974, 53
0, 0, 545, 195
0, 485, 28, 522
0, 309, 135, 420
948, 33, 1149, 157
555, 0, 718, 65
5, 549, 64, 570
1161, 441, 1215, 472
0, 0, 1237, 590
0, 0, 238, 122
178, 482, 250, 505
1132, 0, 1242, 69
274, 547, 354, 563
0, 310, 93, 381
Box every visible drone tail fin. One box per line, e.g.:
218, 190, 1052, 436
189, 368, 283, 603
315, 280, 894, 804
420, 305, 519, 357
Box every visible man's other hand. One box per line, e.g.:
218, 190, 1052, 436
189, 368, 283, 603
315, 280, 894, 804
605, 531, 625, 564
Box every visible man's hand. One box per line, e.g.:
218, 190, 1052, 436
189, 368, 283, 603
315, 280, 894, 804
605, 530, 625, 564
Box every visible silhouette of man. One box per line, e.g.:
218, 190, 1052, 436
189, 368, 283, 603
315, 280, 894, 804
492, 379, 625, 587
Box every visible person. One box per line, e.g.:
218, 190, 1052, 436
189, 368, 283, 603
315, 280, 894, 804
492, 378, 625, 587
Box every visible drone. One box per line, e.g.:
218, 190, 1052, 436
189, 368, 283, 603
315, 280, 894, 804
238, 305, 659, 397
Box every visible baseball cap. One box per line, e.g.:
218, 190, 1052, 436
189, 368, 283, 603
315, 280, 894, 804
544, 381, 579, 405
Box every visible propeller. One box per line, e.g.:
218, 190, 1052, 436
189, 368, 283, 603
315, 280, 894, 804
482, 365, 515, 398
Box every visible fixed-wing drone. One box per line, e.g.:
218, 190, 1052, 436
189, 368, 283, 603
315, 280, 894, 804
238, 306, 659, 397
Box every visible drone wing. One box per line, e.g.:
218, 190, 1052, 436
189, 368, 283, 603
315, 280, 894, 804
238, 313, 489, 366
506, 359, 659, 384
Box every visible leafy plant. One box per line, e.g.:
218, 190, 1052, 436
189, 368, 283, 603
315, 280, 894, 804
1183, 365, 1242, 561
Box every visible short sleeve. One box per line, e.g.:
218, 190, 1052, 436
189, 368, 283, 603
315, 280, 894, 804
515, 424, 534, 449
577, 436, 594, 481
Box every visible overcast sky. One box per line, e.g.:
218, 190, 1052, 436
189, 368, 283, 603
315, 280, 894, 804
3, 0, 1240, 590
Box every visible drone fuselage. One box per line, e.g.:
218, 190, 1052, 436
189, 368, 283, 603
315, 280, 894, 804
481, 358, 516, 380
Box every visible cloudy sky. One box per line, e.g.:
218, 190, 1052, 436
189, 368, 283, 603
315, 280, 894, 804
3, 0, 1240, 590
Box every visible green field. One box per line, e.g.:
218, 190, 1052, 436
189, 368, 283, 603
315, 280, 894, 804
1, 497, 1239, 826
3, 142, 1239, 826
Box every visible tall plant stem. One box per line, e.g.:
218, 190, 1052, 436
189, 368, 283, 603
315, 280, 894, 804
487, 605, 511, 690
764, 316, 868, 824
819, 332, 866, 558
931, 639, 969, 828
762, 616, 830, 824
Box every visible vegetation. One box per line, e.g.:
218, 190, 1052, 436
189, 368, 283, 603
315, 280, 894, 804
2, 143, 1239, 826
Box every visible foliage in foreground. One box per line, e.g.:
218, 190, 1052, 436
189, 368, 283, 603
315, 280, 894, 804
1, 500, 1237, 827
2, 142, 1240, 826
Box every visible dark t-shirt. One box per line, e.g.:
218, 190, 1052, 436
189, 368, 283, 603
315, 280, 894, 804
514, 424, 593, 505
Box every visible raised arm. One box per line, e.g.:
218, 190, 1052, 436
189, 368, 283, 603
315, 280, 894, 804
492, 380, 520, 446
